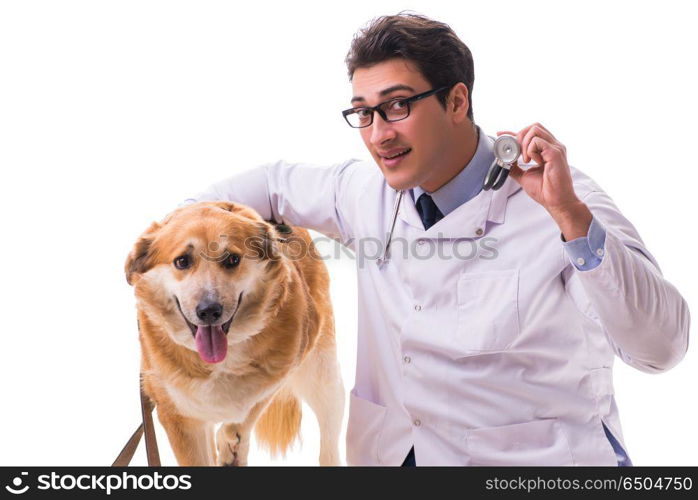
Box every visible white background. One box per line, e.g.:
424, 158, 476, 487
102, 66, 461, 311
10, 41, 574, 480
1, 0, 696, 466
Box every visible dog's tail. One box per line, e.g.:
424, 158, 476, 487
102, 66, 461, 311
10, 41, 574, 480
254, 386, 302, 458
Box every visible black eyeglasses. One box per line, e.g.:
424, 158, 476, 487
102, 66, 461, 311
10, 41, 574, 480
342, 86, 450, 128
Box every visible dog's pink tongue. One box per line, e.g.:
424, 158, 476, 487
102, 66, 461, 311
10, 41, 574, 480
195, 325, 227, 363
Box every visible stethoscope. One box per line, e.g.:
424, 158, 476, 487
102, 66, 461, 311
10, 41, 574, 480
482, 134, 521, 191
377, 134, 521, 268
376, 189, 405, 268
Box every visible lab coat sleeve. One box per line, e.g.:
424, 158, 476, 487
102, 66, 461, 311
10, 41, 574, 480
564, 187, 690, 373
180, 159, 361, 246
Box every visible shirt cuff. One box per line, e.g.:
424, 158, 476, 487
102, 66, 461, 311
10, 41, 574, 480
561, 216, 607, 271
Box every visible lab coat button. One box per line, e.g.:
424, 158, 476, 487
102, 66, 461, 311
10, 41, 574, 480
403, 356, 411, 364
576, 257, 585, 266
475, 228, 484, 236
414, 305, 422, 311
413, 419, 421, 427
596, 248, 604, 257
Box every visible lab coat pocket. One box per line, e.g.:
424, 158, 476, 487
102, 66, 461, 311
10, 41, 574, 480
466, 418, 574, 466
456, 269, 520, 353
345, 389, 388, 466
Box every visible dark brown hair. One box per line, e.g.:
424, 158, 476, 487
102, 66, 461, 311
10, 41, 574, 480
345, 13, 475, 121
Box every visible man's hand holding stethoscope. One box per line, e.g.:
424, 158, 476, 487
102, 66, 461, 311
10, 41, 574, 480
497, 123, 593, 241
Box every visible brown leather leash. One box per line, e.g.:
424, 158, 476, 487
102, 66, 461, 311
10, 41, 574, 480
112, 378, 161, 466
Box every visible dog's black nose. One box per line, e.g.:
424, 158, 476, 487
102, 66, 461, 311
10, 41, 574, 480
196, 301, 223, 323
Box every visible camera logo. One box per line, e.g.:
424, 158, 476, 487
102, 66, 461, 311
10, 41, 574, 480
5, 472, 29, 494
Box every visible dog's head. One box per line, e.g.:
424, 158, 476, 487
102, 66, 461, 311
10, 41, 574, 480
125, 201, 285, 364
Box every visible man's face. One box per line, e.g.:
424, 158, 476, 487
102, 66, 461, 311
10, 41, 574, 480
351, 58, 453, 191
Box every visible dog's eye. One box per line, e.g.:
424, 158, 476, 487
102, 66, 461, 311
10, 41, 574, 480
174, 255, 191, 270
222, 253, 240, 269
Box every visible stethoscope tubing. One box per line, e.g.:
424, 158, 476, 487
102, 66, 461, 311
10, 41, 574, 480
483, 160, 511, 191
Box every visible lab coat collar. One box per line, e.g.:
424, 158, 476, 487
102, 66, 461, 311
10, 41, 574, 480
397, 132, 522, 239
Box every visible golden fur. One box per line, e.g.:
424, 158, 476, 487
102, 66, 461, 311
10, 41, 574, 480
125, 201, 344, 466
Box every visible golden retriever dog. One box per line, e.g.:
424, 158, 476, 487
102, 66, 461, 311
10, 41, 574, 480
124, 201, 344, 466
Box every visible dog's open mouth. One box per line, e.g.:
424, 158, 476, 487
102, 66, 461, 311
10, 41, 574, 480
174, 293, 243, 364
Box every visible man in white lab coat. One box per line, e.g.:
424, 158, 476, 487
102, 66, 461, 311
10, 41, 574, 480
183, 14, 689, 465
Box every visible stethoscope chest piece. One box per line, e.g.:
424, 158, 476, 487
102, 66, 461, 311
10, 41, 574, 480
483, 134, 521, 191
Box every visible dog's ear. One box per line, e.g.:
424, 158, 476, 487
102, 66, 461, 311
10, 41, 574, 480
244, 222, 282, 262
208, 201, 263, 222
205, 201, 236, 213
125, 221, 161, 285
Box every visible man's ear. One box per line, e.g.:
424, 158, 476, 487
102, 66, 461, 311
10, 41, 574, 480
448, 82, 470, 123
124, 221, 161, 286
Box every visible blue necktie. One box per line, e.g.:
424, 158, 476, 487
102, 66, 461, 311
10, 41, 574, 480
416, 193, 444, 230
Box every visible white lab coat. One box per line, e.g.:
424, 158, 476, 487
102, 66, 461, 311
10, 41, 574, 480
185, 134, 689, 465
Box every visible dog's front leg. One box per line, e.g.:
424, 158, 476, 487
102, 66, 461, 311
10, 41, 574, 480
158, 410, 216, 466
216, 423, 248, 466
216, 399, 270, 466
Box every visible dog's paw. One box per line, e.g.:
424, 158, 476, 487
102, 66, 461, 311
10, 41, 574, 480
216, 425, 249, 467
